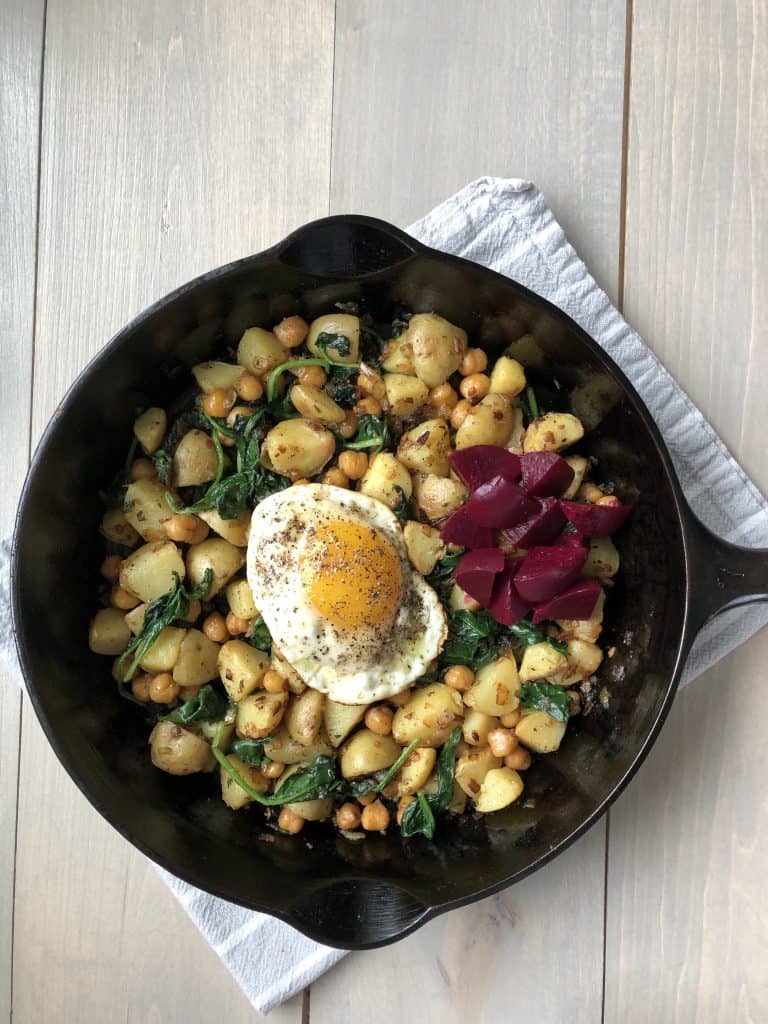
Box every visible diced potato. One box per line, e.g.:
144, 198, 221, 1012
455, 393, 515, 448
489, 356, 526, 398
360, 452, 413, 510
518, 642, 568, 682
380, 334, 414, 374
558, 590, 605, 643
150, 722, 215, 775
120, 540, 185, 603
583, 536, 620, 579
192, 360, 245, 393
237, 327, 287, 374
449, 583, 481, 613
198, 507, 251, 547
124, 603, 147, 635
199, 719, 235, 748
122, 479, 175, 542
388, 747, 436, 797
447, 779, 468, 815
405, 313, 467, 387
289, 384, 346, 424
455, 747, 502, 797
412, 472, 467, 523
515, 711, 567, 753
220, 755, 269, 809
186, 538, 244, 596
218, 639, 270, 701
225, 578, 258, 620
88, 608, 132, 655
551, 639, 604, 685
506, 407, 525, 454
262, 419, 335, 477
339, 728, 401, 778
402, 521, 446, 575
464, 656, 521, 715
306, 313, 360, 365
133, 407, 167, 455
523, 412, 585, 453
173, 628, 220, 686
475, 767, 524, 812
263, 727, 333, 764
235, 691, 289, 739
287, 797, 333, 821
172, 429, 219, 488
462, 709, 496, 747
392, 684, 463, 748
270, 652, 306, 695
285, 689, 325, 745
323, 699, 367, 747
397, 418, 451, 477
561, 455, 589, 500
383, 373, 429, 419
100, 508, 140, 547
140, 626, 186, 672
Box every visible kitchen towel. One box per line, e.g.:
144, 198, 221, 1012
3, 176, 768, 1014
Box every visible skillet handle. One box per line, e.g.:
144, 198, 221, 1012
276, 215, 419, 279
686, 512, 768, 633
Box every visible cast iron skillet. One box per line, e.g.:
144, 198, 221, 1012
11, 217, 768, 950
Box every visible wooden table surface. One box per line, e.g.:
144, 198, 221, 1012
2, 1, 766, 1021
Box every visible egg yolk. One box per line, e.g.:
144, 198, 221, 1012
300, 520, 403, 630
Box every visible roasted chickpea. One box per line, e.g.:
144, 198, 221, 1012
100, 554, 122, 582
577, 482, 604, 504
178, 685, 202, 701
450, 399, 472, 429
358, 792, 377, 806
292, 477, 311, 486
460, 347, 488, 376
111, 585, 140, 610
336, 802, 362, 831
396, 795, 415, 826
338, 450, 368, 480
505, 747, 532, 771
365, 705, 394, 736
444, 665, 475, 692
235, 373, 264, 401
261, 761, 285, 780
203, 387, 236, 418
488, 728, 518, 758
389, 688, 412, 707
500, 709, 522, 728
277, 807, 305, 834
226, 404, 253, 428
354, 397, 383, 417
131, 675, 152, 702
226, 611, 250, 636
263, 669, 289, 693
361, 799, 390, 831
429, 382, 459, 409
149, 672, 181, 704
274, 315, 309, 349
295, 364, 327, 388
459, 373, 491, 403
129, 457, 157, 481
202, 612, 228, 643
338, 410, 358, 439
357, 370, 386, 399
181, 599, 202, 623
163, 513, 209, 545
322, 467, 349, 488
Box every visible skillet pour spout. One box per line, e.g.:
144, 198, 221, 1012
11, 214, 768, 949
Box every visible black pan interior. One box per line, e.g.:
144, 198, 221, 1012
13, 220, 689, 947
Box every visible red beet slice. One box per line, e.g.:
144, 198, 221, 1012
532, 579, 603, 624
552, 527, 586, 548
513, 545, 588, 603
520, 452, 575, 497
502, 497, 565, 549
440, 505, 495, 549
454, 548, 506, 606
464, 475, 539, 529
488, 561, 531, 625
449, 445, 522, 491
559, 499, 631, 537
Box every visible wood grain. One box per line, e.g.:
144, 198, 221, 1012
0, 0, 45, 1018
14, 1, 333, 1020
329, 0, 628, 302
605, 2, 768, 1021
314, 4, 626, 1021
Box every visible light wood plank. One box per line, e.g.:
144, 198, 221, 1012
315, 4, 627, 1021
329, 0, 628, 302
0, 0, 44, 1018
605, 2, 768, 1021
14, 1, 333, 1021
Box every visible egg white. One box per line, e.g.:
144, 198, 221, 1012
246, 484, 447, 704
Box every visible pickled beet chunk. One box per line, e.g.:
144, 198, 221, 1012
440, 505, 496, 549
454, 548, 506, 606
513, 545, 588, 603
449, 445, 522, 491
559, 499, 631, 537
531, 579, 603, 624
488, 561, 531, 626
464, 475, 539, 529
520, 452, 575, 497
502, 496, 565, 549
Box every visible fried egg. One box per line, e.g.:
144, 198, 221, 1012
246, 484, 447, 704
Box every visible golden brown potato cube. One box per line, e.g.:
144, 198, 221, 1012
339, 728, 401, 778
515, 711, 566, 753
119, 540, 185, 603
133, 407, 167, 455
122, 480, 175, 542
323, 699, 367, 747
225, 578, 259, 620
289, 384, 346, 424
140, 626, 186, 673
405, 313, 467, 387
172, 429, 220, 488
462, 709, 496, 747
360, 452, 413, 510
264, 727, 334, 764
306, 313, 360, 364
475, 767, 524, 811
237, 327, 287, 374
380, 334, 414, 374
262, 419, 335, 478
464, 656, 521, 715
186, 538, 244, 596
402, 521, 446, 575
488, 356, 526, 398
518, 642, 568, 682
88, 608, 132, 656
198, 507, 251, 548
383, 373, 429, 419
235, 691, 289, 739
285, 688, 326, 745
100, 508, 140, 547
392, 684, 463, 747
523, 412, 584, 453
192, 360, 245, 393
173, 628, 220, 686
455, 747, 502, 798
455, 393, 515, 449
220, 755, 268, 809
397, 418, 451, 477
149, 722, 215, 775
412, 472, 467, 523
218, 639, 270, 702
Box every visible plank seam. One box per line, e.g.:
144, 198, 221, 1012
617, 0, 634, 315
327, 0, 338, 215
